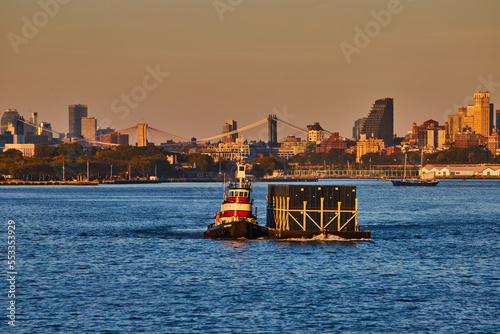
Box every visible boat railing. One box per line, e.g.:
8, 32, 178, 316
228, 179, 251, 189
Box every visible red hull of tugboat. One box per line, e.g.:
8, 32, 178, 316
204, 220, 268, 239
205, 163, 265, 240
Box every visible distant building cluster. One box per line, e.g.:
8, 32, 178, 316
68, 104, 129, 146
0, 104, 131, 155
1, 109, 53, 155
398, 91, 499, 157
444, 92, 499, 156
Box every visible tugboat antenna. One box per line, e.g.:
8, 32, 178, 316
223, 172, 226, 200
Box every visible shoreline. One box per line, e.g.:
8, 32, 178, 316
0, 180, 99, 186
1, 175, 500, 185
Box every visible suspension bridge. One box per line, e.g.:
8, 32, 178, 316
5, 115, 336, 147
110, 115, 336, 147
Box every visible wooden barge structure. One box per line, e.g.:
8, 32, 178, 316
266, 185, 370, 239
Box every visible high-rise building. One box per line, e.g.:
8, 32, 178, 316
426, 128, 446, 149
96, 127, 114, 141
137, 123, 147, 147
5, 114, 25, 143
409, 119, 446, 149
454, 132, 487, 148
68, 104, 88, 138
222, 123, 230, 140
488, 128, 500, 157
102, 132, 129, 146
447, 105, 478, 143
356, 137, 385, 163
29, 112, 38, 126
1, 109, 20, 135
40, 122, 53, 141
448, 108, 466, 142
6, 116, 25, 144
307, 122, 325, 144
316, 132, 347, 153
496, 110, 500, 130
81, 117, 97, 141
222, 120, 238, 141
25, 112, 39, 135
229, 120, 237, 140
352, 117, 367, 141
490, 103, 494, 134
361, 98, 394, 147
472, 92, 490, 137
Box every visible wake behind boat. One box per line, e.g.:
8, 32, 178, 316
204, 163, 267, 239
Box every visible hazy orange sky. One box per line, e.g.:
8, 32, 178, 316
2, 0, 500, 141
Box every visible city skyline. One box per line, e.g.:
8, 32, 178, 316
2, 0, 500, 139
0, 89, 495, 146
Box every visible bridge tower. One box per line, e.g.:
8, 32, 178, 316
137, 123, 147, 147
268, 114, 277, 146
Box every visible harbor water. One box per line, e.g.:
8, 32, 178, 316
1, 180, 499, 333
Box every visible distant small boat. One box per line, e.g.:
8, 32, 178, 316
390, 152, 439, 187
390, 179, 439, 186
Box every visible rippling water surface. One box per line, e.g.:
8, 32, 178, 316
1, 180, 499, 333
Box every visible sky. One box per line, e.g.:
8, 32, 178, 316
1, 0, 500, 142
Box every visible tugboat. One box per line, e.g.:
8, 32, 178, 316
204, 163, 267, 239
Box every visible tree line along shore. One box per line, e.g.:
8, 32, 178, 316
1, 143, 499, 182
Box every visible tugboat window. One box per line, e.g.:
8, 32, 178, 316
239, 192, 244, 197
239, 166, 244, 171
